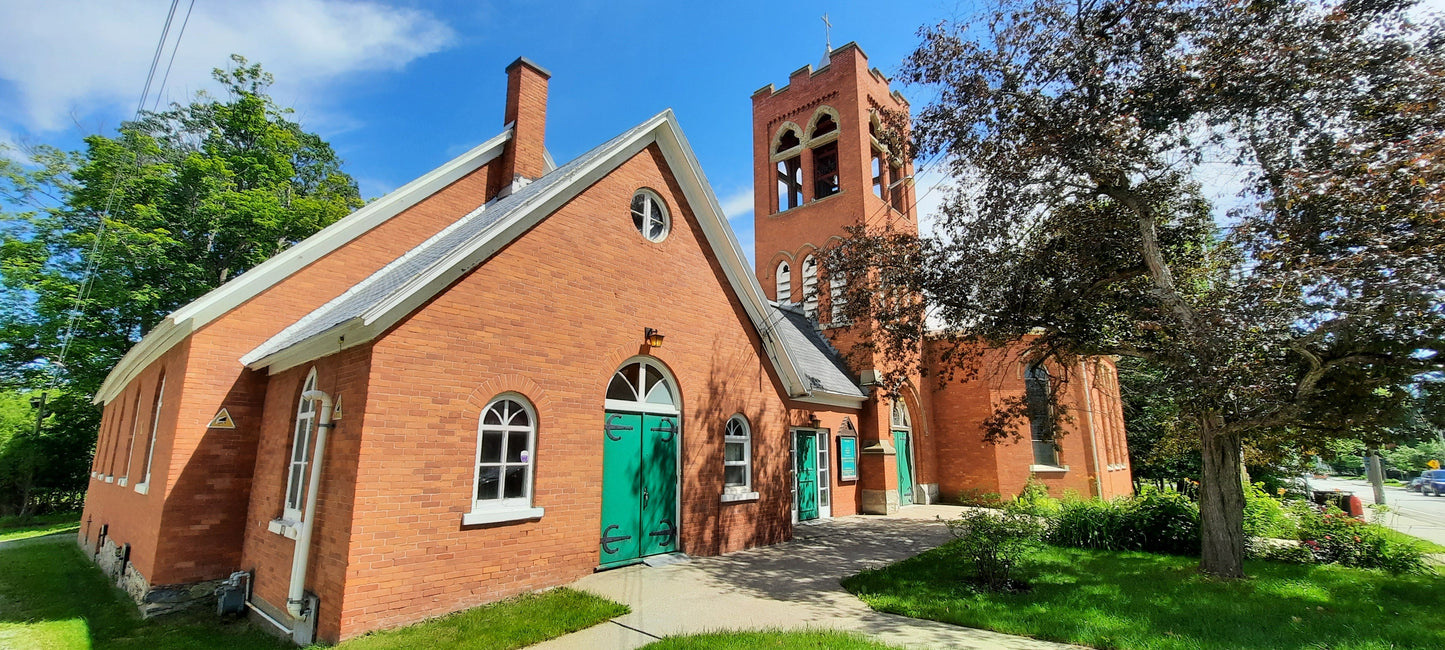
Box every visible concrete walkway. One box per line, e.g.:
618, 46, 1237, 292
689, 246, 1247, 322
534, 505, 1079, 650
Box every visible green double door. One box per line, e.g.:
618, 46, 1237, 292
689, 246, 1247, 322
600, 411, 678, 568
893, 430, 914, 506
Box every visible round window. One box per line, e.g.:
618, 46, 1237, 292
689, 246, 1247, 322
631, 190, 670, 242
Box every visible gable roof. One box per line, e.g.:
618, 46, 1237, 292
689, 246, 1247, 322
93, 129, 515, 405
242, 110, 865, 408
768, 303, 866, 400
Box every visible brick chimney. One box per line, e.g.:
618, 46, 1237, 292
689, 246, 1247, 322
491, 57, 550, 200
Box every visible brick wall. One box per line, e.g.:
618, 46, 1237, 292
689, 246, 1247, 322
317, 144, 793, 640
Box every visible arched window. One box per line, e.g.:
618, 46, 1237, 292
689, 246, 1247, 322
283, 368, 319, 521
774, 125, 803, 212
631, 189, 670, 242
810, 113, 837, 138
605, 359, 681, 414
1025, 363, 1060, 466
468, 395, 542, 523
801, 255, 819, 319
723, 415, 752, 495
808, 109, 841, 200
775, 260, 792, 303
891, 399, 911, 430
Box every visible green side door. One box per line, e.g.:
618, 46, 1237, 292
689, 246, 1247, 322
796, 431, 819, 521
600, 412, 643, 567
641, 414, 678, 556
893, 430, 913, 506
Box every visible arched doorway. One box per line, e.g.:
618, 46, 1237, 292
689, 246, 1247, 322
891, 400, 915, 506
600, 358, 681, 568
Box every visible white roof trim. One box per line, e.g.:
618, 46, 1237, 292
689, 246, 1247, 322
94, 129, 514, 404
243, 111, 827, 402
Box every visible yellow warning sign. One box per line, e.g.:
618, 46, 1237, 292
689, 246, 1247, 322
208, 408, 236, 429
332, 395, 343, 421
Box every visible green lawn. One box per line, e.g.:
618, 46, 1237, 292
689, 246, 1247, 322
0, 535, 626, 650
0, 511, 81, 543
335, 588, 626, 650
842, 541, 1444, 650
641, 630, 900, 649
1378, 526, 1445, 553
0, 537, 290, 649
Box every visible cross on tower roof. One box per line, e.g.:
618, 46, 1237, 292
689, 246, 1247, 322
822, 13, 832, 52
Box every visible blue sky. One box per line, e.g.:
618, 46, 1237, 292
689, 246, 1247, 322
0, 0, 969, 263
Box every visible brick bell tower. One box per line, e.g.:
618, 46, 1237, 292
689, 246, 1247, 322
751, 42, 918, 367
752, 43, 934, 514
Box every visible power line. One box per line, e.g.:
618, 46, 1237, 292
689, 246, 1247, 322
54, 0, 195, 379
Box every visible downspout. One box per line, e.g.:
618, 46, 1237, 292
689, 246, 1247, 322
287, 389, 333, 619
1080, 361, 1105, 498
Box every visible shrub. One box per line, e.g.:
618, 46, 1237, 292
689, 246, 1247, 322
1243, 482, 1298, 539
1046, 487, 1200, 556
944, 508, 1044, 591
1297, 508, 1428, 575
1008, 477, 1059, 516
956, 488, 1003, 508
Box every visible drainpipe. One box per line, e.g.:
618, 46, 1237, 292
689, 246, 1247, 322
287, 389, 333, 619
1080, 361, 1105, 498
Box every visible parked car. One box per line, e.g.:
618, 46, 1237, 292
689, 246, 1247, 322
1407, 477, 1426, 492
1421, 469, 1445, 497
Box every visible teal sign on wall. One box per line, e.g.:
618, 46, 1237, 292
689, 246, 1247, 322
838, 435, 858, 481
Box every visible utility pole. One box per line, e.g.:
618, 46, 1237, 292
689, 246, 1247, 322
29, 391, 47, 436
1366, 449, 1386, 506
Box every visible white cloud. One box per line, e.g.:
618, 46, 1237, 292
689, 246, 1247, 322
0, 0, 455, 132
719, 187, 755, 220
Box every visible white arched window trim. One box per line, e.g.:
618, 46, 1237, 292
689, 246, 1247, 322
775, 260, 792, 304
604, 357, 682, 415
464, 394, 544, 525
631, 188, 671, 242
282, 368, 319, 522
721, 414, 757, 502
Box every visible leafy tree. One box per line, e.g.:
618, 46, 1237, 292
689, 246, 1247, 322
833, 0, 1445, 577
0, 56, 362, 505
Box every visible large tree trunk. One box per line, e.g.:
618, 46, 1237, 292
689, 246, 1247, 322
1199, 413, 1246, 578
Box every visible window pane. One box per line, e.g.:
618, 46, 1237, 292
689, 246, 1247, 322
508, 404, 530, 427
724, 466, 746, 487
649, 215, 666, 240
725, 441, 745, 462
606, 369, 637, 401
477, 466, 500, 500
480, 431, 503, 463
631, 194, 648, 232
287, 465, 304, 508
504, 466, 527, 498
506, 431, 529, 462
483, 407, 503, 425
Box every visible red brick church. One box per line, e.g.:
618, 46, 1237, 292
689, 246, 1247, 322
79, 44, 1132, 644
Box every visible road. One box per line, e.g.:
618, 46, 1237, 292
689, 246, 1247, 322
1309, 475, 1445, 547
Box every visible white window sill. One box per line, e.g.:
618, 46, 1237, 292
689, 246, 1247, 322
134, 482, 149, 495
91, 471, 98, 479
267, 518, 301, 540
1108, 463, 1128, 471
104, 475, 114, 483
1030, 465, 1069, 473
720, 491, 759, 503
462, 507, 544, 526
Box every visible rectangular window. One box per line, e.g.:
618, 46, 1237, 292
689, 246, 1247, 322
813, 142, 840, 199
829, 271, 846, 324
121, 391, 141, 485
138, 375, 164, 492
889, 163, 905, 213
776, 157, 802, 212
871, 151, 885, 198
1026, 365, 1060, 466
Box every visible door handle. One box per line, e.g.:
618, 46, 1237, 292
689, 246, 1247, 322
643, 490, 649, 507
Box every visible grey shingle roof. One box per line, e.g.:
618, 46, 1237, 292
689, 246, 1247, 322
244, 118, 657, 364
768, 303, 865, 398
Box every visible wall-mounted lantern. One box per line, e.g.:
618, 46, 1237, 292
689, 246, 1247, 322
644, 328, 665, 348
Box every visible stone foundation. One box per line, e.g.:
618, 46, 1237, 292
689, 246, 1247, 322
860, 488, 899, 515
79, 536, 223, 617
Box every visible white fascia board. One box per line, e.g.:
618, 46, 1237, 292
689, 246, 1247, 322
95, 130, 513, 404
93, 318, 189, 404
251, 117, 669, 375
650, 113, 813, 399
